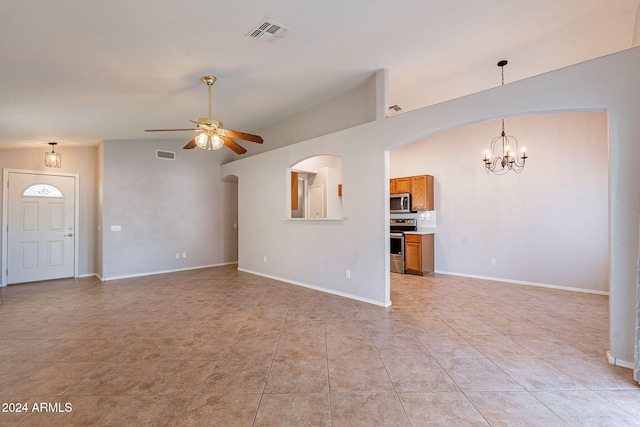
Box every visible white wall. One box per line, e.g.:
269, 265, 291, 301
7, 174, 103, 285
322, 167, 343, 218
0, 146, 99, 279
237, 74, 379, 158
390, 111, 608, 292
293, 155, 343, 173
96, 143, 104, 278
636, 214, 640, 382
101, 139, 238, 279
224, 131, 390, 305
223, 47, 640, 364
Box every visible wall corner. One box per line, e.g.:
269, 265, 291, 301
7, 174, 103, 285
375, 69, 389, 121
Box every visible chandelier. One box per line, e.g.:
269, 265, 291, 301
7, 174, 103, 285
483, 60, 528, 174
45, 142, 61, 168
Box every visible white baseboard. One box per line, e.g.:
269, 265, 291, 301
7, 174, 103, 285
100, 262, 238, 282
3, 273, 100, 286
237, 268, 391, 307
84, 265, 609, 303
435, 270, 609, 296
606, 351, 635, 369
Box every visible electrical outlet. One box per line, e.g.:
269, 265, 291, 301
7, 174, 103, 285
491, 258, 496, 265
182, 252, 187, 258
175, 253, 180, 259
263, 256, 267, 263
345, 269, 351, 279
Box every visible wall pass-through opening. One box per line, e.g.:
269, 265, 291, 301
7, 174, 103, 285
288, 155, 342, 219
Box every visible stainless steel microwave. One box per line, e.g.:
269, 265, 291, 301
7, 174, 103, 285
390, 193, 412, 213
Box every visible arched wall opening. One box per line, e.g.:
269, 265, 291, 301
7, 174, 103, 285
287, 155, 343, 219
222, 48, 640, 367
387, 109, 609, 293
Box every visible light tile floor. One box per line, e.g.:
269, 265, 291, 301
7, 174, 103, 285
0, 266, 639, 426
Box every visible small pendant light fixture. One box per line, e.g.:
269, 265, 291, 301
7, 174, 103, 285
45, 142, 62, 168
483, 60, 528, 174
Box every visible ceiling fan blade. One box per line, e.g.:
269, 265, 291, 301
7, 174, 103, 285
183, 137, 197, 150
222, 136, 247, 154
145, 128, 199, 132
223, 129, 263, 144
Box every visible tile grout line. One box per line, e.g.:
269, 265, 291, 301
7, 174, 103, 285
249, 306, 287, 427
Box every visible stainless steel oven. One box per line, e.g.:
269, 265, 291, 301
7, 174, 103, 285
390, 218, 416, 274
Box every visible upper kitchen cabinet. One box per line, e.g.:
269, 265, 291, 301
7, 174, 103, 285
390, 174, 434, 211
390, 177, 411, 194
411, 175, 434, 211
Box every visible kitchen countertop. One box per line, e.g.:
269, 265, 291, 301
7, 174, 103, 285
405, 227, 436, 235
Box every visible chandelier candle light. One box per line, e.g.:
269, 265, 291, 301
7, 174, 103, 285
483, 60, 528, 174
45, 142, 61, 168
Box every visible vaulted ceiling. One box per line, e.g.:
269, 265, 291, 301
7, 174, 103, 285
1, 0, 638, 150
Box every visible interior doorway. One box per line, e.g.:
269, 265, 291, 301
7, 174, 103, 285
2, 170, 79, 285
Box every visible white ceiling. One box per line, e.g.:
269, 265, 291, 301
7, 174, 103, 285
1, 0, 638, 150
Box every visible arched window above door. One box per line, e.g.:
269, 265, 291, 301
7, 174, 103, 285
22, 184, 63, 198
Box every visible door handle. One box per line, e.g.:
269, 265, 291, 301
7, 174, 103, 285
64, 233, 74, 237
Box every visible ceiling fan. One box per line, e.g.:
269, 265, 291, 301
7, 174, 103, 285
145, 76, 263, 154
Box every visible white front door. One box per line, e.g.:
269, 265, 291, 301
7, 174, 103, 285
6, 172, 76, 284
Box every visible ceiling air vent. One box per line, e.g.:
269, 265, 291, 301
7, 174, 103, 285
156, 150, 176, 160
246, 19, 291, 42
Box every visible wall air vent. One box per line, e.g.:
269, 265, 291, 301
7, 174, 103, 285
156, 150, 176, 160
246, 19, 291, 42
388, 105, 403, 116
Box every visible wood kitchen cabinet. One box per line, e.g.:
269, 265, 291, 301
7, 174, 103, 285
291, 171, 299, 210
405, 233, 434, 276
410, 175, 434, 211
390, 174, 434, 210
390, 177, 411, 194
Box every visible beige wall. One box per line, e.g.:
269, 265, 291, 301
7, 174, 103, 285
0, 146, 99, 278
100, 139, 238, 279
223, 47, 640, 364
391, 111, 608, 292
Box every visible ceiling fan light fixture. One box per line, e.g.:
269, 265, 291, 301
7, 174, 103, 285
144, 75, 263, 155
212, 134, 224, 150
195, 132, 208, 149
195, 131, 224, 151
